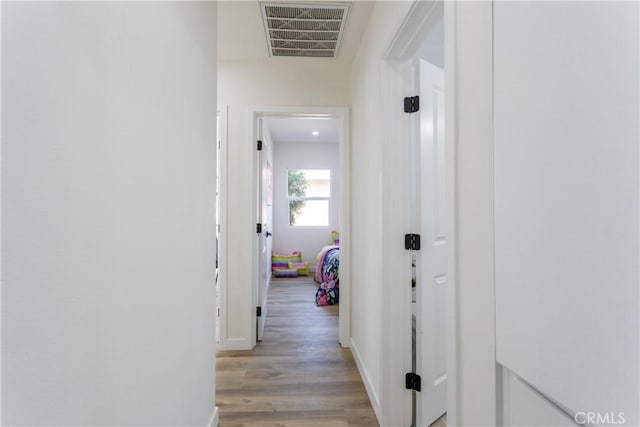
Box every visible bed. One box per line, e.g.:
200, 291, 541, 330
314, 245, 339, 306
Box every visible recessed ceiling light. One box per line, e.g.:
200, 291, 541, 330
312, 131, 319, 136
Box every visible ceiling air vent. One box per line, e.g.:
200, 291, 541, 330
260, 2, 350, 58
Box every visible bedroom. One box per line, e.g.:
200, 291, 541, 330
266, 115, 342, 310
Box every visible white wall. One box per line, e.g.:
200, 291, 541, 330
450, 1, 640, 425
272, 142, 339, 269
1, 3, 218, 425
218, 60, 350, 349
494, 2, 639, 423
350, 2, 414, 422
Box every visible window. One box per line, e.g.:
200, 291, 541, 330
288, 169, 331, 226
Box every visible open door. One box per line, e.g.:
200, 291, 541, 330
416, 59, 447, 426
255, 117, 273, 343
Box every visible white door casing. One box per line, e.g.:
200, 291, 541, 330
380, 2, 459, 424
416, 59, 447, 426
243, 107, 349, 351
255, 116, 271, 343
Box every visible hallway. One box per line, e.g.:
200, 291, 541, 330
216, 277, 378, 426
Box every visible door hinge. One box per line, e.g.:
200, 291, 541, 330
256, 223, 262, 233
404, 234, 421, 250
405, 372, 421, 392
257, 140, 263, 151
256, 306, 262, 317
404, 96, 420, 113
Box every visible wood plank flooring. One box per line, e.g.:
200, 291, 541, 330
216, 276, 379, 427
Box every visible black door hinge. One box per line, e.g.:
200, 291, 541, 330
256, 306, 262, 317
256, 223, 262, 233
404, 234, 421, 250
405, 372, 421, 391
257, 140, 263, 151
404, 96, 420, 113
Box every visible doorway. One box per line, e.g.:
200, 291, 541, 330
252, 108, 350, 348
383, 2, 453, 426
218, 106, 351, 349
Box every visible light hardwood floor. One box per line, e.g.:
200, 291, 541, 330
216, 275, 379, 427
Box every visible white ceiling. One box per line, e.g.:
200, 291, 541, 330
264, 117, 339, 144
218, 1, 375, 62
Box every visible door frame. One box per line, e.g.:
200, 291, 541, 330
246, 106, 351, 348
254, 115, 269, 344
380, 1, 460, 425
381, 1, 498, 426
217, 106, 229, 350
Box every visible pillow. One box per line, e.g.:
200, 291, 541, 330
272, 251, 302, 262
272, 251, 302, 272
273, 268, 298, 278
271, 261, 290, 271
288, 261, 309, 276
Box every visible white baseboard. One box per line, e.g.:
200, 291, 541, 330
222, 337, 251, 351
350, 338, 382, 423
207, 406, 219, 427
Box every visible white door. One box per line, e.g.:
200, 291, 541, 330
416, 59, 447, 426
255, 117, 272, 343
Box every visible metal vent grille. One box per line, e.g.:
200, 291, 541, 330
261, 2, 350, 58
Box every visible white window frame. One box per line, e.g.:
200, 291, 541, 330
287, 169, 331, 228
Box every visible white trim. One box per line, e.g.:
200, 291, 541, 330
0, 1, 3, 422
250, 110, 258, 348
449, 1, 496, 425
385, 0, 441, 62
217, 106, 230, 351
337, 108, 351, 348
443, 2, 459, 425
245, 106, 351, 349
207, 406, 219, 427
379, 58, 412, 427
350, 338, 381, 422
223, 338, 251, 351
